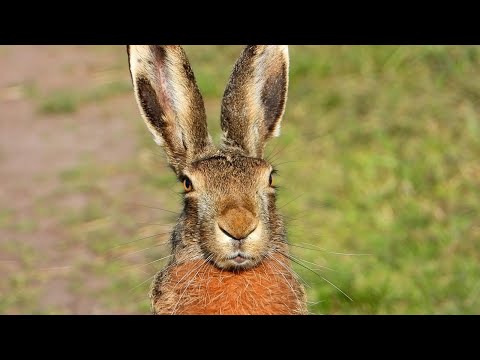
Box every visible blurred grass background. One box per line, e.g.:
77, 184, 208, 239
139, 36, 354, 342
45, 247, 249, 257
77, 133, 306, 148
1, 45, 479, 314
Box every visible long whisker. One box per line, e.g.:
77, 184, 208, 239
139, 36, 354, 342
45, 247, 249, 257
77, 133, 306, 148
307, 300, 325, 305
285, 252, 337, 272
134, 222, 175, 227
112, 242, 170, 259
109, 232, 171, 250
169, 255, 212, 299
277, 193, 305, 210
267, 253, 310, 310
272, 160, 299, 167
126, 203, 180, 215
275, 250, 353, 302
264, 253, 308, 314
172, 255, 213, 314
265, 141, 290, 164
268, 251, 311, 289
122, 254, 174, 270
293, 242, 372, 256
284, 208, 324, 220
265, 140, 281, 162
129, 272, 158, 293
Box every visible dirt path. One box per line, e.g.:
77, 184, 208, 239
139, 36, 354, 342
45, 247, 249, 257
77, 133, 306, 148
0, 46, 171, 314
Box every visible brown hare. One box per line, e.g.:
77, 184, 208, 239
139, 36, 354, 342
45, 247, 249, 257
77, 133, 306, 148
127, 45, 307, 314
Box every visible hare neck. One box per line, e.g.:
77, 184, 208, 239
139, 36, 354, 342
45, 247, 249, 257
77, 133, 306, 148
151, 252, 307, 315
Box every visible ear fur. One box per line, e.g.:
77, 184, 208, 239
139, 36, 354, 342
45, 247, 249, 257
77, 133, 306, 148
128, 45, 214, 175
220, 45, 289, 157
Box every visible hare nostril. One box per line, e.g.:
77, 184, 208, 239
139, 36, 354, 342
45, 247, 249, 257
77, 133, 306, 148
217, 207, 259, 240
219, 225, 241, 241
218, 224, 257, 241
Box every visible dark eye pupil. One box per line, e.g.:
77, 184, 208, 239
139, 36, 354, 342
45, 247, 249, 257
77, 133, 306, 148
183, 177, 192, 191
269, 173, 273, 186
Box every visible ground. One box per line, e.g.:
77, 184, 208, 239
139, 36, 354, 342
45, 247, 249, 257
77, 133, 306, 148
1, 45, 479, 314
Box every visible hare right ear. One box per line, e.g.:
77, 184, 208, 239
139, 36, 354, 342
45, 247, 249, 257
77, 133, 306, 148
220, 45, 289, 158
127, 45, 214, 176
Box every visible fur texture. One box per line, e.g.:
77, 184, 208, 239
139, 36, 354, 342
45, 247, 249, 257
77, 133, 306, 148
151, 252, 307, 315
127, 45, 307, 315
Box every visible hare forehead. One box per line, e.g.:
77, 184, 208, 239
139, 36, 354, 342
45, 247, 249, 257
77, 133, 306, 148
189, 155, 271, 183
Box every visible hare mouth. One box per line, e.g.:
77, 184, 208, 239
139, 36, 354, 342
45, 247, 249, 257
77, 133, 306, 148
225, 252, 255, 268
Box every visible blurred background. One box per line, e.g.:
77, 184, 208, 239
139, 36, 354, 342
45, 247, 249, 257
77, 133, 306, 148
0, 45, 479, 314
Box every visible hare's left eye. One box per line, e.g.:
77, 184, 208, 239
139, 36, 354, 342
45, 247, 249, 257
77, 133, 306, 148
269, 172, 273, 187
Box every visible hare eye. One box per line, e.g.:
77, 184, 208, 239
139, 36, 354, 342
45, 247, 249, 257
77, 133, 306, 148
183, 177, 193, 192
269, 173, 273, 187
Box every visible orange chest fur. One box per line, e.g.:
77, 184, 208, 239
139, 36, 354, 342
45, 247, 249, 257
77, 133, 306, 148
155, 257, 306, 315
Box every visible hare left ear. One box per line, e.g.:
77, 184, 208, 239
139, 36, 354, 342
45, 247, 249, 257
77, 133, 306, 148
220, 45, 289, 158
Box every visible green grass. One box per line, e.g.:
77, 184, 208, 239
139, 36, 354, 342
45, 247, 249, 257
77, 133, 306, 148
118, 45, 479, 314
4, 45, 480, 314
38, 79, 132, 114
190, 45, 480, 314
266, 45, 480, 314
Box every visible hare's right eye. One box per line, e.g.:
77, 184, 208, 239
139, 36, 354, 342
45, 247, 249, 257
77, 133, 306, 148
183, 177, 193, 192
268, 169, 278, 188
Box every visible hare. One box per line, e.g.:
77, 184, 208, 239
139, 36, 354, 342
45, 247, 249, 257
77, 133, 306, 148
127, 45, 307, 314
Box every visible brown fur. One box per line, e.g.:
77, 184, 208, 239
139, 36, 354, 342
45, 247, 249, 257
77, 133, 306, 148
152, 253, 307, 315
221, 45, 289, 157
127, 45, 307, 315
127, 45, 214, 176
218, 206, 258, 240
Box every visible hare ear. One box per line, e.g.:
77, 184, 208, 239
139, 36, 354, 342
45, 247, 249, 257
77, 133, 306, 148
128, 45, 214, 175
220, 45, 289, 158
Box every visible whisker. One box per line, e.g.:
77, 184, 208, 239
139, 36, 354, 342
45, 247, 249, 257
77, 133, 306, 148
134, 222, 175, 227
307, 300, 325, 305
112, 242, 170, 260
272, 160, 299, 167
276, 250, 353, 302
129, 273, 158, 293
265, 141, 284, 163
266, 254, 307, 313
126, 203, 180, 215
284, 208, 323, 220
122, 254, 174, 270
169, 255, 211, 298
294, 242, 372, 256
269, 142, 292, 162
146, 149, 168, 159
286, 252, 337, 272
109, 232, 171, 250
268, 251, 311, 289
277, 193, 305, 210
172, 255, 213, 314
268, 253, 311, 292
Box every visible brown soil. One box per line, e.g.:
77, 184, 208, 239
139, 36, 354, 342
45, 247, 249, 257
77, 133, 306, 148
0, 45, 168, 314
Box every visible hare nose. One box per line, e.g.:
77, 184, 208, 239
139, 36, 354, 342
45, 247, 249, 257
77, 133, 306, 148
218, 207, 258, 241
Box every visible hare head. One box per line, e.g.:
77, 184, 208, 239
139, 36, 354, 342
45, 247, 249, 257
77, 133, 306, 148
128, 45, 306, 314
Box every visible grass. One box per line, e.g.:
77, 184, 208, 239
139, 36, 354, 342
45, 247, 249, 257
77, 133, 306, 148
3, 45, 480, 314
191, 45, 480, 314
38, 79, 132, 114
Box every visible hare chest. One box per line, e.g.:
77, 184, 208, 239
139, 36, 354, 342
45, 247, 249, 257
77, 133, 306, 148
152, 255, 307, 315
